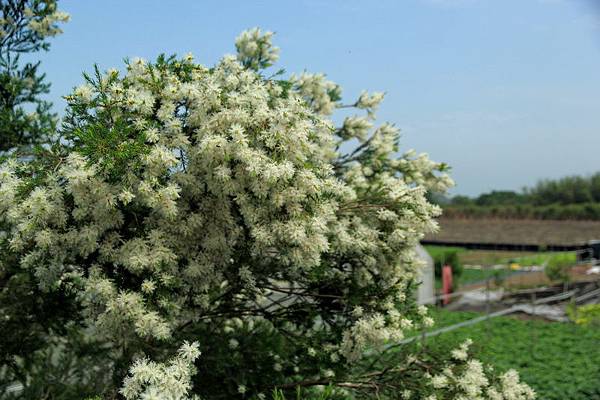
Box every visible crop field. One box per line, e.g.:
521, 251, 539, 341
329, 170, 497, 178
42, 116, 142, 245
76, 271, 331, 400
425, 218, 600, 247
410, 308, 600, 400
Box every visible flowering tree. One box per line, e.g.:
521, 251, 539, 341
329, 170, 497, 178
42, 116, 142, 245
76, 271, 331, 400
0, 28, 534, 399
0, 0, 69, 153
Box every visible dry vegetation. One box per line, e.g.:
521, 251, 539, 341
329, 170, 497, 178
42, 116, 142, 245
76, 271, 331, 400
425, 218, 600, 246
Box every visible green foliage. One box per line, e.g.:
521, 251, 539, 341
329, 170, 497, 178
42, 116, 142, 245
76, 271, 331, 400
269, 386, 336, 400
0, 0, 68, 153
506, 251, 576, 270
458, 267, 512, 286
567, 303, 600, 327
425, 246, 579, 289
71, 118, 149, 179
419, 308, 600, 400
527, 174, 600, 206
0, 3, 72, 391
0, 327, 112, 400
438, 173, 600, 220
64, 65, 151, 179
426, 246, 464, 280
475, 190, 527, 206
544, 252, 575, 283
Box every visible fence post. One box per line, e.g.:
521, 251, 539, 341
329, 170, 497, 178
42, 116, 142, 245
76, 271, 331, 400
485, 272, 491, 317
530, 291, 536, 358
485, 270, 491, 339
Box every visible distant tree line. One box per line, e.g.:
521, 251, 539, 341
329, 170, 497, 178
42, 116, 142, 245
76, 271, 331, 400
434, 173, 600, 220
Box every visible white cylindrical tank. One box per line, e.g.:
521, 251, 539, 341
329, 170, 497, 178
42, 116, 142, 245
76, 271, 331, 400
415, 244, 435, 305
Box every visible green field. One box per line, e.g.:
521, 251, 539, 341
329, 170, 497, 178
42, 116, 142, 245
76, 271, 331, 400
424, 245, 576, 267
459, 267, 513, 285
424, 245, 577, 288
409, 308, 600, 400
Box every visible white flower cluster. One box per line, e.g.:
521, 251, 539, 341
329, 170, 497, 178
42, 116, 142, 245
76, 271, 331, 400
120, 341, 201, 400
0, 28, 515, 398
2, 28, 454, 361
339, 115, 373, 142
451, 338, 473, 361
421, 340, 536, 400
1, 43, 343, 346
356, 90, 385, 114
25, 5, 70, 37
291, 72, 341, 116
398, 149, 455, 193
235, 27, 280, 70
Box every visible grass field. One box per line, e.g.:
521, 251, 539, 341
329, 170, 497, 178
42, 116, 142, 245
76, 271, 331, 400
432, 266, 515, 289
409, 308, 600, 400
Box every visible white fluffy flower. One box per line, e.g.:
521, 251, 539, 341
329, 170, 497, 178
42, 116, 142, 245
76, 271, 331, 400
73, 84, 94, 102
291, 72, 340, 116
120, 342, 200, 400
356, 90, 385, 111
235, 27, 280, 70
431, 374, 448, 389
451, 339, 473, 361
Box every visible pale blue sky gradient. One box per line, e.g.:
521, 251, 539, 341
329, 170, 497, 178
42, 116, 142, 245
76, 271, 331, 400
38, 0, 600, 195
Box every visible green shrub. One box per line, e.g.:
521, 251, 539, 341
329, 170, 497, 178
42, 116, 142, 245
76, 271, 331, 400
431, 248, 464, 280
568, 304, 600, 327
0, 17, 537, 400
6, 26, 528, 400
545, 252, 576, 282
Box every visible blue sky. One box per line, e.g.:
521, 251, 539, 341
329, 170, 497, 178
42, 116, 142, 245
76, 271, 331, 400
38, 0, 600, 196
